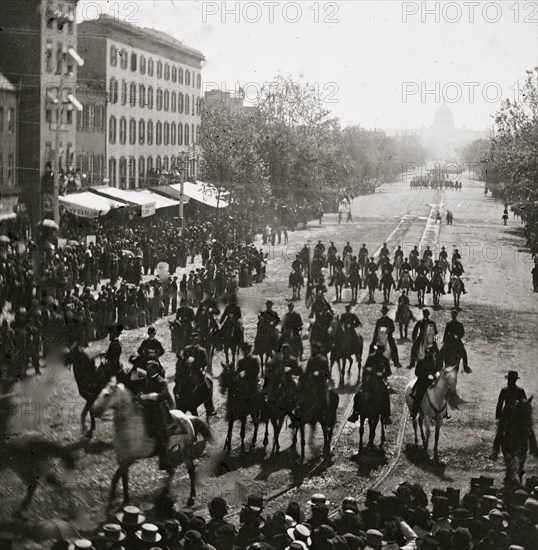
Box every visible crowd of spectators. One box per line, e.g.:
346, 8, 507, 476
12, 475, 538, 549
0, 215, 267, 380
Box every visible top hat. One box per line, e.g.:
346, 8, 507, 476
287, 524, 312, 547
116, 505, 146, 527
100, 524, 126, 542
506, 371, 519, 380
246, 494, 264, 513
308, 493, 330, 506
342, 496, 358, 512
68, 541, 95, 550
446, 487, 460, 507
365, 489, 382, 505
381, 305, 389, 313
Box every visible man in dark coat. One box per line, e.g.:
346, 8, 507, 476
235, 342, 260, 395
138, 326, 165, 358
443, 309, 470, 372
371, 305, 402, 368
410, 346, 440, 417
490, 371, 528, 459
104, 323, 123, 376
281, 302, 304, 358
176, 297, 195, 328
184, 333, 215, 415
409, 309, 438, 370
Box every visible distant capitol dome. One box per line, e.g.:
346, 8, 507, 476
432, 102, 455, 130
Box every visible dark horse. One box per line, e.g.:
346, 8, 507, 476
498, 397, 538, 486
310, 312, 334, 357
219, 363, 264, 454
289, 269, 304, 301
170, 319, 193, 355
196, 309, 220, 374
379, 272, 396, 304
395, 300, 415, 340
219, 316, 244, 366
330, 318, 363, 385
291, 377, 339, 462
365, 272, 378, 303
414, 274, 428, 307
174, 356, 214, 422
430, 272, 445, 309
348, 270, 361, 304
0, 432, 76, 515
65, 344, 118, 439
254, 314, 278, 375
353, 368, 387, 450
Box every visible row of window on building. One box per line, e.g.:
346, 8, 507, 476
0, 107, 16, 133
110, 45, 201, 89
45, 3, 75, 34
109, 80, 201, 115
45, 40, 77, 75
109, 117, 200, 147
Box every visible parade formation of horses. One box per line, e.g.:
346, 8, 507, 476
354, 368, 387, 450
289, 269, 304, 301
219, 315, 244, 366
329, 317, 363, 385
395, 299, 415, 340
451, 276, 464, 309
92, 382, 213, 508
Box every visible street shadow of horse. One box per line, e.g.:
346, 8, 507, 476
403, 444, 453, 481
80, 438, 113, 455
350, 446, 387, 476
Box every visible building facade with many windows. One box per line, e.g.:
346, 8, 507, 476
0, 73, 18, 195
0, 0, 79, 222
78, 16, 204, 189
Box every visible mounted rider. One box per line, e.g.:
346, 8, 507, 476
348, 344, 392, 424
410, 345, 440, 418
314, 240, 325, 257
340, 304, 362, 332
343, 241, 353, 257
281, 302, 304, 359
264, 343, 301, 400
220, 295, 242, 323
423, 245, 433, 263
448, 259, 467, 294
394, 245, 404, 262
379, 242, 390, 259
358, 244, 369, 263
291, 255, 303, 273
176, 297, 195, 328
371, 305, 403, 369
196, 290, 220, 324
236, 342, 261, 394
260, 299, 281, 330
409, 309, 438, 370
366, 257, 378, 275
309, 289, 333, 320
333, 255, 344, 272
409, 246, 420, 269
400, 258, 412, 274
429, 260, 446, 294
184, 332, 216, 415
137, 363, 175, 470
303, 342, 330, 395
491, 371, 528, 460
439, 246, 448, 262
451, 249, 462, 265
104, 322, 123, 376
443, 309, 471, 373
415, 258, 430, 277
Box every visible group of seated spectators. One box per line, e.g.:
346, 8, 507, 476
14, 475, 538, 549
0, 215, 267, 381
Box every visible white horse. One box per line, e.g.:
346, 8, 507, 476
405, 364, 459, 462
92, 383, 213, 510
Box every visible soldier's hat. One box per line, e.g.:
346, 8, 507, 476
381, 305, 389, 313
451, 309, 458, 315
266, 300, 273, 307
506, 371, 519, 380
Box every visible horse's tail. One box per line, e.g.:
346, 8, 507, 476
189, 416, 214, 443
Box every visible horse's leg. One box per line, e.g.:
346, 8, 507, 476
89, 408, 96, 438
359, 416, 364, 451
300, 423, 305, 462
186, 458, 196, 506
80, 401, 91, 437
263, 416, 269, 447
381, 417, 386, 443
16, 477, 39, 515
224, 418, 234, 453
433, 417, 442, 463
368, 417, 377, 448
240, 417, 246, 453
348, 355, 353, 375
250, 417, 259, 451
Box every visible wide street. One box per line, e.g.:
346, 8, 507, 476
2, 177, 537, 525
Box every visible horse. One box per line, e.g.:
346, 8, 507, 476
413, 274, 429, 307
499, 397, 538, 487
254, 314, 279, 375
430, 272, 445, 309
291, 377, 339, 462
333, 269, 347, 303
92, 383, 213, 508
451, 276, 463, 309
196, 309, 220, 373
170, 319, 192, 355
329, 318, 363, 385
365, 272, 378, 303
437, 340, 463, 370
289, 269, 304, 301
405, 364, 459, 462
219, 363, 264, 454
65, 344, 117, 439
353, 368, 386, 450
259, 371, 298, 455
174, 357, 214, 422
394, 255, 403, 279
379, 272, 395, 304
348, 270, 362, 304
219, 316, 244, 366
395, 301, 414, 340
398, 271, 413, 294
0, 432, 76, 515
343, 253, 352, 278
309, 313, 334, 357
279, 325, 303, 359
439, 258, 450, 281
358, 254, 368, 280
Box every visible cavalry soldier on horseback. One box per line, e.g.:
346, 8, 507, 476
410, 345, 439, 418
490, 371, 527, 460
138, 326, 165, 359
196, 290, 220, 322
236, 342, 260, 393
401, 257, 412, 274
138, 363, 175, 470
260, 299, 280, 328
281, 302, 304, 359
220, 294, 242, 323
343, 241, 353, 257
443, 309, 471, 373
314, 240, 325, 257
448, 259, 467, 294
309, 289, 333, 320
366, 257, 378, 275
175, 297, 195, 328
292, 255, 303, 274
371, 305, 403, 369
423, 245, 433, 263
429, 260, 446, 294
184, 332, 216, 416
439, 246, 448, 261
416, 258, 430, 277
451, 248, 462, 265
328, 242, 338, 259
380, 242, 389, 259
105, 323, 123, 376
348, 344, 392, 424
394, 245, 404, 262
409, 246, 420, 268
409, 309, 438, 370
304, 342, 330, 392
340, 304, 362, 332
333, 255, 344, 272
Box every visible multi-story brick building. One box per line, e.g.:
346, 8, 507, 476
0, 73, 18, 194
0, 0, 80, 222
77, 15, 204, 189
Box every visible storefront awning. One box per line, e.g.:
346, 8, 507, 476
90, 187, 156, 217
133, 190, 179, 210
169, 181, 229, 208
59, 192, 124, 218
150, 185, 191, 204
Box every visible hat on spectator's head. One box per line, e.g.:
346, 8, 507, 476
506, 371, 519, 381
484, 508, 509, 529
135, 524, 162, 544
182, 530, 208, 550
99, 524, 126, 543
365, 489, 382, 506
523, 498, 538, 523
308, 493, 330, 506
147, 326, 156, 334
208, 496, 228, 517
116, 505, 145, 527
342, 496, 358, 512
246, 494, 264, 513
366, 529, 384, 546
286, 524, 311, 547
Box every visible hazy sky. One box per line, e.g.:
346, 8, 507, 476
77, 1, 537, 131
